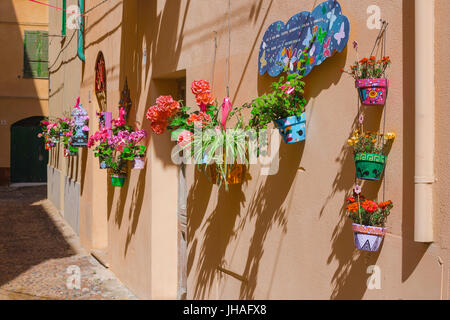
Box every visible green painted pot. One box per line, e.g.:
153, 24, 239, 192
110, 174, 126, 187
354, 153, 386, 181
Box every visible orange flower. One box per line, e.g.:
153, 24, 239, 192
378, 200, 393, 209
370, 56, 376, 61
346, 196, 355, 203
362, 200, 378, 213
195, 92, 215, 107
186, 112, 211, 128
359, 57, 369, 64
346, 202, 359, 213
150, 120, 168, 135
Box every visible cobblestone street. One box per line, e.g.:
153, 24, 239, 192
0, 186, 136, 300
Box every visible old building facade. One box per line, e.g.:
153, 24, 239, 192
46, 0, 450, 299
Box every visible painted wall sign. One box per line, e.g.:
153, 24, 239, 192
258, 0, 350, 77
71, 99, 89, 147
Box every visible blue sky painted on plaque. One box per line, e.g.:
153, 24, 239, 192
258, 0, 350, 77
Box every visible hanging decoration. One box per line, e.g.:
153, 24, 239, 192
118, 78, 132, 122
343, 21, 395, 252
258, 0, 350, 77
71, 97, 89, 147
95, 51, 107, 112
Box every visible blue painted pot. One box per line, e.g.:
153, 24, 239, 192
273, 113, 306, 144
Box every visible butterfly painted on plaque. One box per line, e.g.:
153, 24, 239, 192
317, 27, 327, 44
327, 8, 337, 30
323, 37, 331, 57
283, 46, 297, 72
334, 22, 346, 45
302, 28, 313, 47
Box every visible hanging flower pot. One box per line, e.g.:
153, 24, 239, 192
354, 152, 386, 181
209, 163, 246, 185
110, 173, 126, 187
133, 156, 146, 170
352, 223, 386, 252
99, 158, 110, 169
355, 78, 389, 105
273, 112, 306, 144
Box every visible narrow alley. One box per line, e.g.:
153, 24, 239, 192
0, 186, 136, 300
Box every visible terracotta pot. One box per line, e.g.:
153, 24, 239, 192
352, 223, 386, 252
355, 78, 389, 105
273, 113, 306, 144
209, 163, 246, 185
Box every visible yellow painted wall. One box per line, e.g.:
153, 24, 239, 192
0, 0, 48, 171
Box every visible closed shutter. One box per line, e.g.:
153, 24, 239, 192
23, 30, 49, 78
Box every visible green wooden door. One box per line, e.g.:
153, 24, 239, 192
10, 118, 48, 183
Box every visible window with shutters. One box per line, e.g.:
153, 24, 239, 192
23, 30, 49, 79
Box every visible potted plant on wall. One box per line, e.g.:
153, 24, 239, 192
58, 117, 78, 157
347, 129, 395, 181
147, 80, 248, 189
118, 128, 148, 170
248, 73, 307, 144
38, 119, 60, 150
88, 128, 111, 168
341, 45, 391, 105
346, 186, 394, 252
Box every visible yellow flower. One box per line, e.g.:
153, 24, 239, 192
347, 139, 355, 146
385, 132, 396, 140
372, 139, 377, 143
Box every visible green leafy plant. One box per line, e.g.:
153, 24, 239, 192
248, 73, 307, 130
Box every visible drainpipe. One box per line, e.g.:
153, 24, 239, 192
414, 0, 435, 242
77, 0, 85, 62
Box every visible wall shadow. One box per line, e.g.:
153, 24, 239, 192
238, 141, 304, 299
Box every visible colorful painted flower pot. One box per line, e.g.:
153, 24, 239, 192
352, 223, 386, 252
133, 157, 146, 169
110, 174, 126, 187
99, 159, 110, 169
273, 113, 306, 144
355, 78, 389, 105
354, 152, 386, 181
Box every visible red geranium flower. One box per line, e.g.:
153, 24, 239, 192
191, 80, 211, 96
195, 92, 215, 108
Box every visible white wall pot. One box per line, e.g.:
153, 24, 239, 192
133, 157, 146, 169
352, 223, 386, 252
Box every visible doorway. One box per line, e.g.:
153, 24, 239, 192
10, 116, 48, 183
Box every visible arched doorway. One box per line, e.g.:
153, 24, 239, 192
10, 116, 48, 183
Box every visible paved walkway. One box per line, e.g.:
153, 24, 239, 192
0, 186, 137, 300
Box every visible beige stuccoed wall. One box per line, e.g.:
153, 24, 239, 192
0, 0, 48, 174
73, 0, 449, 299
47, 0, 83, 235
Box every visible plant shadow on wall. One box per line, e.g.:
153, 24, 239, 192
190, 171, 246, 299
238, 141, 304, 299
191, 140, 304, 299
